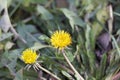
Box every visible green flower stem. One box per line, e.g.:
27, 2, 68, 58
62, 50, 84, 80
36, 63, 61, 80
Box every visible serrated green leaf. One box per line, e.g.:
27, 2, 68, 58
62, 70, 74, 79
39, 34, 50, 42
111, 35, 120, 56
37, 5, 53, 20
17, 24, 39, 47
65, 51, 74, 62
14, 69, 23, 80
91, 22, 103, 49
7, 59, 17, 75
96, 54, 107, 79
61, 8, 85, 30
0, 32, 13, 41
0, 49, 22, 73
23, 69, 38, 80
85, 25, 95, 72
31, 42, 50, 50
106, 58, 120, 75
5, 49, 21, 61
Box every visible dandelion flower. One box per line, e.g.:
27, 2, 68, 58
21, 49, 38, 64
21, 49, 61, 79
21, 49, 42, 71
50, 30, 72, 49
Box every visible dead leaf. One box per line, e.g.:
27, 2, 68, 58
97, 32, 111, 50
95, 32, 112, 61
5, 41, 14, 50
0, 0, 11, 32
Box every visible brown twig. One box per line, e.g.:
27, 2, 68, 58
59, 63, 74, 75
4, 5, 27, 44
108, 4, 113, 34
9, 26, 27, 44
36, 63, 61, 80
62, 50, 84, 80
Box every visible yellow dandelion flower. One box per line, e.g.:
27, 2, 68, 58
50, 30, 72, 49
21, 49, 38, 64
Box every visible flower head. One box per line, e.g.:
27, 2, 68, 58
50, 30, 72, 49
21, 49, 38, 64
